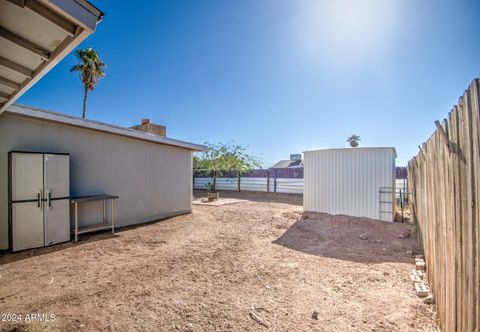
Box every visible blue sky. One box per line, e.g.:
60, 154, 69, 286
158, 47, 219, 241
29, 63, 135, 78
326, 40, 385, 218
17, 0, 480, 167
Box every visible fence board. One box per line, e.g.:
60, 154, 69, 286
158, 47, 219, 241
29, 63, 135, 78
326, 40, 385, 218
473, 80, 480, 332
468, 82, 479, 332
444, 118, 456, 332
408, 78, 480, 331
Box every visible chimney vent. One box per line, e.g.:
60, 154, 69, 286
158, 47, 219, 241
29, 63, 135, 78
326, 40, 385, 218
130, 119, 167, 137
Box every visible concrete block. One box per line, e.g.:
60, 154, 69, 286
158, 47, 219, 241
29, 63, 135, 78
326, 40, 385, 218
411, 274, 422, 285
415, 282, 429, 297
423, 295, 434, 304
411, 269, 424, 279
416, 261, 426, 271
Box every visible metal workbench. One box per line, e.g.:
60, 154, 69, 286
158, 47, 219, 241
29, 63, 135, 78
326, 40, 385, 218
70, 194, 119, 243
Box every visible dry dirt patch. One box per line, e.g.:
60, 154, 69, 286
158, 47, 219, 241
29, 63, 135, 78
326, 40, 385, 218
0, 191, 437, 331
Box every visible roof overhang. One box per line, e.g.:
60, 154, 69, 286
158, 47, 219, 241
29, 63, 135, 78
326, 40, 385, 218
303, 147, 398, 158
0, 0, 103, 114
5, 104, 208, 152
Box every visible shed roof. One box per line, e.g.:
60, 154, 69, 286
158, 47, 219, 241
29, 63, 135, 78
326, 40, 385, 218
0, 0, 104, 113
4, 104, 207, 151
303, 147, 397, 158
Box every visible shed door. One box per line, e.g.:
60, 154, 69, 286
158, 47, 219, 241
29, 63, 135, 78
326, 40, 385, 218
10, 153, 44, 251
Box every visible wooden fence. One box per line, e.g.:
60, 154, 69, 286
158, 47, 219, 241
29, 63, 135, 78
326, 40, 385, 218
407, 78, 479, 332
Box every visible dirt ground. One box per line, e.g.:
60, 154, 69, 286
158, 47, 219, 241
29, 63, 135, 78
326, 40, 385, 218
0, 191, 437, 332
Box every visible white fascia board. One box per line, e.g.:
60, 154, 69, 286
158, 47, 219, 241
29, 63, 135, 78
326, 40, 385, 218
41, 0, 103, 32
303, 147, 397, 157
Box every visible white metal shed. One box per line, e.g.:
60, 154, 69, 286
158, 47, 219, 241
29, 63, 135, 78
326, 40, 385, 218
303, 147, 396, 222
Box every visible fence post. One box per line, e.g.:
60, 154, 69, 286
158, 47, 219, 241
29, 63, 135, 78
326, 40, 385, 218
266, 170, 270, 193
274, 169, 277, 195
400, 189, 404, 223
193, 173, 195, 191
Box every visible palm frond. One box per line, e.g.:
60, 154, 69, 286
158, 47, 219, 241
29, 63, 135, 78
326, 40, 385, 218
71, 48, 106, 91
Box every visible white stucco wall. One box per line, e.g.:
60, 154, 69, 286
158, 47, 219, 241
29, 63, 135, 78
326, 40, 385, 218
0, 113, 193, 249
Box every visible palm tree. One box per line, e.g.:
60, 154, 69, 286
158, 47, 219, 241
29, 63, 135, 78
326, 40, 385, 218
70, 48, 106, 118
347, 134, 361, 147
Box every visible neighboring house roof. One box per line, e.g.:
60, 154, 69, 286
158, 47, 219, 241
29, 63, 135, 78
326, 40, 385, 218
396, 166, 407, 179
270, 159, 303, 169
0, 0, 104, 113
4, 104, 207, 151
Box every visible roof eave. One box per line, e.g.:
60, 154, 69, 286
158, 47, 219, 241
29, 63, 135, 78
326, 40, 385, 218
0, 0, 104, 114
0, 28, 93, 114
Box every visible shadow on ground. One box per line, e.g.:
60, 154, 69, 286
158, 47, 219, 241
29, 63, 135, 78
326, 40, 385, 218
273, 211, 420, 264
0, 214, 183, 265
193, 190, 303, 206
0, 232, 119, 265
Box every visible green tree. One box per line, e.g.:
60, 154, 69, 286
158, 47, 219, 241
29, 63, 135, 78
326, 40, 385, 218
223, 144, 262, 192
70, 48, 106, 118
197, 143, 228, 191
196, 142, 261, 192
193, 155, 207, 170
347, 134, 361, 147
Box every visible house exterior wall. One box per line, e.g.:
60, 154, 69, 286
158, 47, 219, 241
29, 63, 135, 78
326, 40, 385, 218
0, 113, 193, 249
303, 148, 396, 222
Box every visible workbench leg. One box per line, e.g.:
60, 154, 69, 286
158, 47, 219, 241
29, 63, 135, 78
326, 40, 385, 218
111, 199, 115, 235
74, 202, 78, 243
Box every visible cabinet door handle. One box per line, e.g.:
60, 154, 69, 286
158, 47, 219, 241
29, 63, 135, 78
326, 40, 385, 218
38, 189, 43, 211
47, 190, 52, 207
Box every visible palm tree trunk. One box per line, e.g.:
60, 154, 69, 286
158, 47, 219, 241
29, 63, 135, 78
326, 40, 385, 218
237, 173, 241, 192
82, 86, 88, 118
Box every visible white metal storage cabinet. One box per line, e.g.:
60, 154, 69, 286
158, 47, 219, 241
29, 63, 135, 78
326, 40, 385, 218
9, 151, 70, 251
303, 147, 396, 222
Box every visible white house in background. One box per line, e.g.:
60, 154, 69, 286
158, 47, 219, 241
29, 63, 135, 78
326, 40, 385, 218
303, 147, 396, 222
